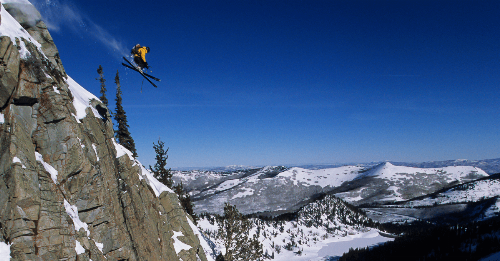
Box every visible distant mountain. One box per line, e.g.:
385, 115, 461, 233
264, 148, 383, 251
394, 158, 500, 175
332, 162, 487, 206
173, 162, 488, 216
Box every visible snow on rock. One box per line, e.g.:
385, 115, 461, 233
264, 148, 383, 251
171, 231, 192, 254
92, 144, 99, 161
75, 240, 85, 255
0, 113, 4, 124
0, 2, 43, 58
94, 241, 103, 252
12, 157, 26, 168
139, 162, 174, 196
112, 137, 174, 196
0, 242, 11, 260
35, 152, 58, 183
187, 218, 216, 261
63, 199, 90, 236
66, 76, 102, 120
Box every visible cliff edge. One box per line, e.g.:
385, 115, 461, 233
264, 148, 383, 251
0, 1, 211, 260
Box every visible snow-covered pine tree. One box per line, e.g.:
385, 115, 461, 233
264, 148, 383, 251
218, 203, 263, 261
114, 70, 138, 157
149, 138, 172, 188
96, 65, 108, 107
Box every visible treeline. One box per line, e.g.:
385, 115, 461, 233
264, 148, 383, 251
200, 194, 377, 260
97, 65, 197, 222
339, 215, 500, 261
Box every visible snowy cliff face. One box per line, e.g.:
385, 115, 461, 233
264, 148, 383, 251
0, 2, 211, 260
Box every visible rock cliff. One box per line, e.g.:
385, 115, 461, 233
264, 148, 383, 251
0, 1, 211, 260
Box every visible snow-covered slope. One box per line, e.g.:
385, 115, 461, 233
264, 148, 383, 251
333, 162, 488, 205
175, 166, 366, 215
174, 162, 488, 215
197, 195, 392, 261
405, 177, 500, 207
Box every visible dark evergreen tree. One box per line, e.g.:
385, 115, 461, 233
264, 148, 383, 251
218, 203, 263, 261
114, 70, 138, 157
174, 182, 197, 224
149, 138, 173, 188
215, 253, 225, 261
96, 65, 108, 107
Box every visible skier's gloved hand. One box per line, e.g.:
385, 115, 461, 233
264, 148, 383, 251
144, 62, 149, 69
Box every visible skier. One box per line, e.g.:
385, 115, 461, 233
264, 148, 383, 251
131, 44, 150, 71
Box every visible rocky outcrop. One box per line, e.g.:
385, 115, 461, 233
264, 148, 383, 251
0, 2, 210, 260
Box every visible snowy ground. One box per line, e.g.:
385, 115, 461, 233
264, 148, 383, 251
197, 216, 393, 261
272, 231, 393, 261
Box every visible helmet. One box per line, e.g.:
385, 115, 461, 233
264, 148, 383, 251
146, 47, 150, 53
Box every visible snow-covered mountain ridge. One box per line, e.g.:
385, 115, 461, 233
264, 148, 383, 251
198, 194, 391, 261
173, 162, 488, 215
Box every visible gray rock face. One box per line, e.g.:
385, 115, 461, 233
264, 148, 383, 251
0, 3, 208, 261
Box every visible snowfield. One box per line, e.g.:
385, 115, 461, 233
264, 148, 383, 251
406, 178, 500, 207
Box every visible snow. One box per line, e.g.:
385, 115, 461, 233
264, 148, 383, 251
66, 76, 102, 120
0, 3, 43, 58
35, 152, 58, 183
94, 241, 103, 252
214, 179, 245, 192
406, 179, 500, 207
75, 240, 85, 254
316, 233, 393, 259
92, 144, 99, 161
112, 139, 134, 161
232, 187, 254, 199
362, 162, 487, 182
278, 166, 364, 188
112, 137, 174, 197
187, 218, 215, 261
63, 199, 90, 236
12, 157, 26, 168
481, 198, 500, 220
0, 113, 4, 124
53, 86, 60, 94
171, 231, 192, 254
2, 0, 33, 4
139, 162, 174, 196
0, 242, 11, 260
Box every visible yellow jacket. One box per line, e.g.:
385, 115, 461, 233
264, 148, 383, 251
134, 46, 148, 62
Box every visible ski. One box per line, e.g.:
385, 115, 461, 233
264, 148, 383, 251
121, 63, 161, 82
122, 57, 158, 88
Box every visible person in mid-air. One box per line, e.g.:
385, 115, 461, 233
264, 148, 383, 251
131, 44, 150, 71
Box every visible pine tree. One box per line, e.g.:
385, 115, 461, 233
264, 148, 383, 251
149, 138, 172, 188
114, 70, 138, 157
215, 253, 225, 261
218, 203, 263, 261
96, 65, 108, 107
174, 182, 197, 223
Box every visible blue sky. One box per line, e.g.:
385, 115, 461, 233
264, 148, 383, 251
30, 0, 500, 168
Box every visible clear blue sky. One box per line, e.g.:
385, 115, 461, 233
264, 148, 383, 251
30, 0, 500, 168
